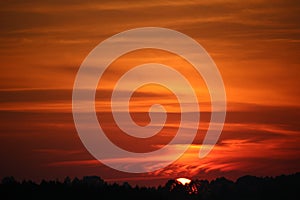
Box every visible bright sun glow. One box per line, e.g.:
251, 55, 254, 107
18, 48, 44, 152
176, 178, 191, 185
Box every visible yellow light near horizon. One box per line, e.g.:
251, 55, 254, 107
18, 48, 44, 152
176, 178, 191, 185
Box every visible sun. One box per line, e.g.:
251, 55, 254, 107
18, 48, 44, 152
176, 178, 191, 185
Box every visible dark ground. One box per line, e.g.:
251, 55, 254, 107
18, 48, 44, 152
1, 172, 299, 199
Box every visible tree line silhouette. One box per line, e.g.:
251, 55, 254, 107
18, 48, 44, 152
0, 173, 299, 199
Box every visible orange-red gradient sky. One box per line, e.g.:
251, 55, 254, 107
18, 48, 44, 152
0, 0, 299, 186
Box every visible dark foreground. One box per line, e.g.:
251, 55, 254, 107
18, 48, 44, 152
1, 173, 299, 200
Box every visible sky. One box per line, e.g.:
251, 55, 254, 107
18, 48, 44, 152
0, 0, 299, 186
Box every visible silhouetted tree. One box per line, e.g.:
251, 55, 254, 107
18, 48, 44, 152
0, 173, 299, 199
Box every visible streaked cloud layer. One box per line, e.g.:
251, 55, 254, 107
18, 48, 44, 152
0, 0, 299, 185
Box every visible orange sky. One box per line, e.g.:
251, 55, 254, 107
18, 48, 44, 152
0, 0, 299, 185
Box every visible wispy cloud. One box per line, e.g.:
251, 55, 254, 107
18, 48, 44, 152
150, 138, 300, 180
47, 159, 100, 167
